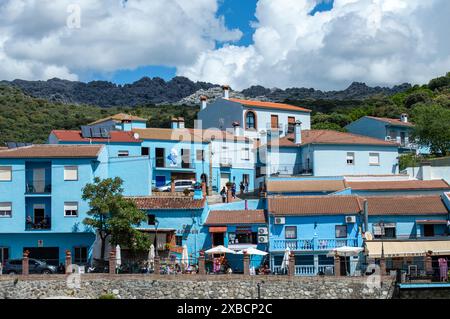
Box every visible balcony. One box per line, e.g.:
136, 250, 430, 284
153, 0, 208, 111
271, 238, 359, 252
272, 265, 335, 276
25, 183, 52, 194
25, 216, 51, 231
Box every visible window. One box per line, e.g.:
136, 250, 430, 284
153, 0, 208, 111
141, 147, 149, 156
228, 228, 257, 244
175, 236, 183, 247
423, 224, 435, 237
271, 115, 279, 129
147, 214, 156, 225
64, 166, 78, 181
155, 148, 165, 167
241, 147, 250, 161
285, 226, 297, 239
335, 225, 347, 238
288, 117, 296, 133
0, 166, 12, 181
0, 247, 9, 263
373, 223, 396, 239
0, 202, 12, 217
74, 247, 88, 264
196, 150, 204, 161
64, 202, 78, 217
118, 150, 129, 157
369, 153, 380, 166
245, 111, 256, 129
346, 152, 355, 165
181, 149, 190, 168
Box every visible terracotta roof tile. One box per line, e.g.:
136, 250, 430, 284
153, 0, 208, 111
365, 195, 449, 215
129, 196, 206, 210
366, 116, 414, 127
89, 113, 147, 125
0, 144, 103, 158
267, 179, 347, 193
269, 196, 362, 216
265, 130, 398, 148
205, 210, 266, 225
51, 130, 141, 143
348, 179, 450, 191
133, 128, 249, 142
229, 98, 311, 113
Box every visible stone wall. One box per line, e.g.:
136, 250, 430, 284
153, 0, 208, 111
0, 274, 395, 299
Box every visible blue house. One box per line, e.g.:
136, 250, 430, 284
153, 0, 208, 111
345, 115, 423, 154
130, 195, 209, 263
364, 194, 450, 273
0, 143, 152, 267
267, 196, 363, 276
259, 126, 400, 181
204, 199, 268, 272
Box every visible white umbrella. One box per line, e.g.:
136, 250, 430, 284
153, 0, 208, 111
280, 247, 290, 272
115, 245, 121, 267
205, 245, 236, 254
236, 247, 268, 256
181, 245, 189, 266
327, 246, 363, 257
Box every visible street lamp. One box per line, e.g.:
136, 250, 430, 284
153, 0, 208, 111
154, 218, 160, 258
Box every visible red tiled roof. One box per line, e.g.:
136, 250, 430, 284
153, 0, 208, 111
89, 113, 147, 125
0, 144, 103, 158
205, 210, 266, 225
129, 196, 206, 210
267, 179, 347, 193
133, 128, 249, 142
51, 130, 141, 143
229, 98, 311, 113
348, 179, 450, 191
268, 196, 362, 216
366, 116, 414, 127
364, 196, 449, 215
265, 130, 398, 148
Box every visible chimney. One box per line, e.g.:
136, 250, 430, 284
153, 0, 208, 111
232, 121, 240, 136
294, 120, 302, 144
171, 117, 178, 129
178, 117, 185, 129
400, 113, 408, 123
200, 95, 208, 110
222, 85, 230, 100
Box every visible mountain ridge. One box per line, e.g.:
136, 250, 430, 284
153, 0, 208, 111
0, 76, 412, 107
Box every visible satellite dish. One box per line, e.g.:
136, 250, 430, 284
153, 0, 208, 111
365, 231, 373, 241
133, 133, 140, 140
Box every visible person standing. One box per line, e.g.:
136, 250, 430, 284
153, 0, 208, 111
240, 181, 245, 195
220, 187, 226, 203
231, 183, 236, 199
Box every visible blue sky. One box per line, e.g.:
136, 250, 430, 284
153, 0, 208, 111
100, 0, 334, 85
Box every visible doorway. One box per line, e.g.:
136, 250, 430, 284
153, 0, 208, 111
424, 224, 435, 237
212, 233, 224, 246
33, 205, 45, 224
220, 173, 230, 191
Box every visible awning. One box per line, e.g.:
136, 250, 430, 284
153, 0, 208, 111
416, 220, 448, 225
209, 226, 227, 233
365, 240, 450, 258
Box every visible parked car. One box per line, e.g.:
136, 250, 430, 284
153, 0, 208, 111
156, 180, 195, 192
2, 258, 57, 274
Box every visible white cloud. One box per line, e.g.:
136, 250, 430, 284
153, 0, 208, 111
0, 0, 242, 81
179, 0, 450, 90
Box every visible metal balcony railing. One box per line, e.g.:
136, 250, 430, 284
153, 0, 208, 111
271, 238, 359, 251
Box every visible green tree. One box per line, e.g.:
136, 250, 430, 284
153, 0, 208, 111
428, 72, 450, 91
411, 103, 450, 156
82, 177, 149, 261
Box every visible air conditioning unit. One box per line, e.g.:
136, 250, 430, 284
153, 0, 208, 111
258, 235, 269, 244
258, 227, 268, 235
345, 216, 356, 224
274, 217, 285, 225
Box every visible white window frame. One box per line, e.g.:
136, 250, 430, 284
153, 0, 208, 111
0, 166, 12, 181
241, 147, 250, 161
118, 150, 129, 157
369, 153, 380, 166
0, 202, 12, 218
64, 166, 78, 181
346, 152, 355, 165
64, 202, 78, 217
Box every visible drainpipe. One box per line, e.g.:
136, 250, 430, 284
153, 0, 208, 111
363, 199, 369, 233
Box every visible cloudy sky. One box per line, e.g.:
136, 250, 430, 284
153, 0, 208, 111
0, 0, 449, 90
